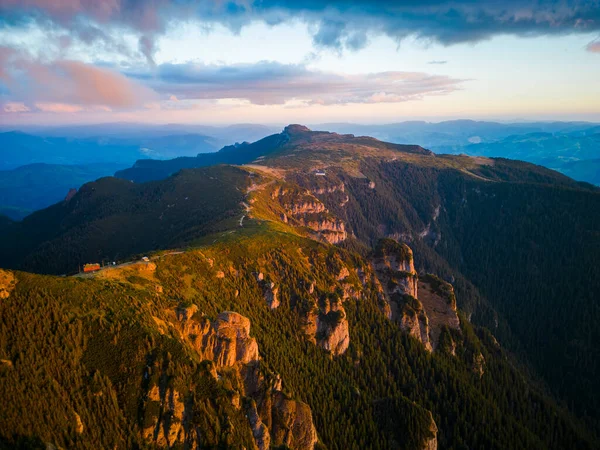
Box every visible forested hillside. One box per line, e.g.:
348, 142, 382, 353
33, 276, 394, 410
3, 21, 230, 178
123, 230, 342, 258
0, 226, 595, 449
0, 125, 598, 449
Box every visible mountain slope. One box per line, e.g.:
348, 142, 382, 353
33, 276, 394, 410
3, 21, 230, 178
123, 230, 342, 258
0, 125, 599, 448
116, 124, 431, 183
0, 226, 595, 449
0, 166, 251, 274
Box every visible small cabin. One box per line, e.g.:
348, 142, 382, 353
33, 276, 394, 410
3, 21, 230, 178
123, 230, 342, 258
83, 263, 101, 273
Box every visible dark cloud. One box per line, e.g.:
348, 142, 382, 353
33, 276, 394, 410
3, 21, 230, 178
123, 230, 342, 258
1, 1, 599, 62
138, 35, 157, 67
125, 60, 464, 105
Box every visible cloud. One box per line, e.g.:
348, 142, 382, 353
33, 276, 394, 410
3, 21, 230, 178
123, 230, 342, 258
3, 102, 30, 113
2, 1, 600, 62
126, 60, 464, 105
428, 60, 448, 65
138, 35, 157, 67
0, 48, 157, 109
34, 102, 84, 113
587, 38, 600, 53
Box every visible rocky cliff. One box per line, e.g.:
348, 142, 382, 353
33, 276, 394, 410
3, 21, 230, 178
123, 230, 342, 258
142, 307, 318, 450
372, 239, 460, 352
269, 184, 348, 244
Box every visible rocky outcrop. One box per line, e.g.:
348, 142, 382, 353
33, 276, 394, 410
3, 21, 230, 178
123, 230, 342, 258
316, 307, 350, 356
290, 200, 326, 215
74, 412, 84, 434
396, 296, 432, 352
141, 379, 188, 448
472, 351, 486, 378
264, 282, 280, 309
372, 240, 430, 349
423, 411, 438, 450
270, 391, 318, 450
248, 400, 271, 450
155, 308, 318, 450
296, 216, 347, 244
417, 275, 461, 350
372, 239, 415, 274
64, 188, 77, 202
271, 185, 347, 244
372, 240, 461, 352
176, 308, 259, 367
311, 182, 345, 195
0, 270, 16, 299
255, 274, 280, 309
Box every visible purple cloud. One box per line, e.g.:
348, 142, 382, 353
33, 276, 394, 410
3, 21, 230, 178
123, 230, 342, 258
126, 60, 465, 105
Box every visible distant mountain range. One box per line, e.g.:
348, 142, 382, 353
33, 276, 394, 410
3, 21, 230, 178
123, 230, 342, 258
0, 163, 128, 220
0, 131, 220, 170
1, 120, 598, 222
313, 120, 600, 185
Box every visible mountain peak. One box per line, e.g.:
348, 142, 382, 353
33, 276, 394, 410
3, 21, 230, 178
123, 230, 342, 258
283, 124, 312, 135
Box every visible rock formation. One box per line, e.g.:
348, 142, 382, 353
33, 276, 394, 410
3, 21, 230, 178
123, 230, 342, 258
372, 239, 460, 352
316, 306, 350, 356
271, 185, 347, 244
176, 308, 259, 367
263, 282, 280, 309
0, 270, 16, 300
423, 411, 438, 450
142, 307, 318, 450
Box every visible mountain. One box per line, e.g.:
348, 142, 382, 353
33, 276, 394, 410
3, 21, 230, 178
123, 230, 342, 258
3, 230, 593, 449
115, 124, 431, 183
4, 123, 279, 147
0, 166, 250, 274
0, 125, 599, 449
558, 158, 600, 186
0, 214, 13, 231
0, 131, 219, 170
314, 120, 600, 150
0, 163, 128, 220
455, 132, 600, 185
311, 121, 600, 186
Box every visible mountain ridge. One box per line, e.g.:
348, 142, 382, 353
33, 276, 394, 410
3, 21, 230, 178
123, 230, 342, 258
0, 125, 598, 449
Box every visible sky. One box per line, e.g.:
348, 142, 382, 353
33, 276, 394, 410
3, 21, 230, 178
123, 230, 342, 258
0, 1, 599, 125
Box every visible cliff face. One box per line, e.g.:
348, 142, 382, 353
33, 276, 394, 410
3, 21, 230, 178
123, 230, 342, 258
372, 239, 460, 352
142, 307, 318, 450
176, 308, 259, 367
316, 302, 350, 356
270, 185, 347, 244
417, 275, 461, 350
423, 411, 439, 450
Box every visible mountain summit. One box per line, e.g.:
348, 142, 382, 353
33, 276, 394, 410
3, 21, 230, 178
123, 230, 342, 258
115, 125, 431, 182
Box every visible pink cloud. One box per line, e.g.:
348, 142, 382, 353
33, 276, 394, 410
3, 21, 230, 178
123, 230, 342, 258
2, 51, 157, 109
587, 40, 600, 53
3, 102, 30, 113
34, 102, 83, 113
